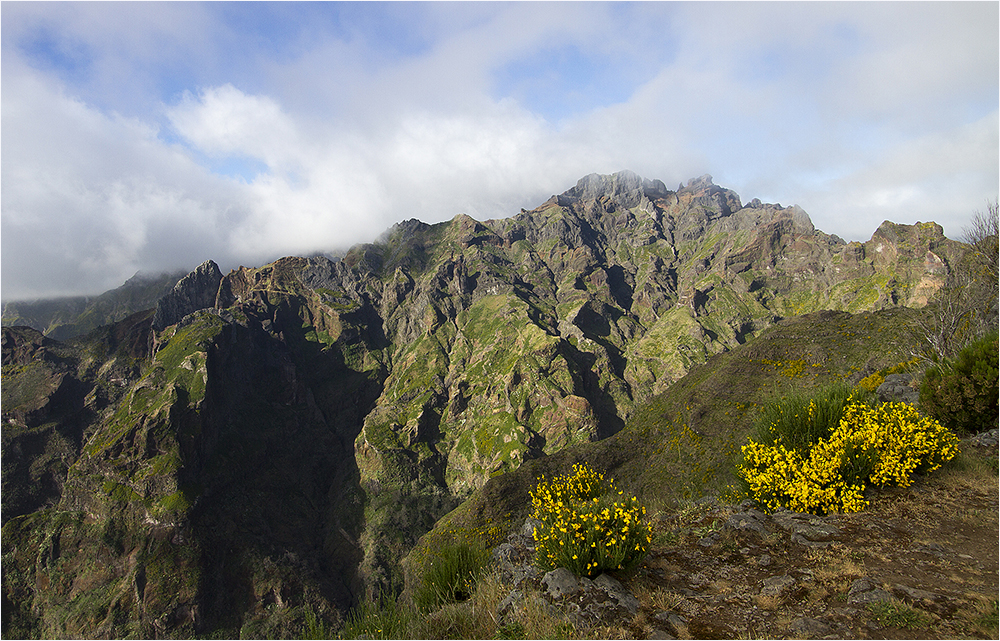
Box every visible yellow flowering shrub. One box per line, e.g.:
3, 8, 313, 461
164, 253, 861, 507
854, 372, 885, 394
738, 397, 960, 515
530, 463, 652, 577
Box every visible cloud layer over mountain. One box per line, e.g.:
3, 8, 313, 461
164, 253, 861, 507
2, 2, 997, 299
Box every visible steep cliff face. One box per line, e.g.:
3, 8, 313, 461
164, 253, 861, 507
2, 264, 386, 637
2, 171, 967, 637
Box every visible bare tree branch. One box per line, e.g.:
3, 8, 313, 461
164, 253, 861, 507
911, 200, 998, 363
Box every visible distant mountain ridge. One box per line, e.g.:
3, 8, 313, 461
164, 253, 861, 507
2, 270, 187, 340
1, 170, 968, 638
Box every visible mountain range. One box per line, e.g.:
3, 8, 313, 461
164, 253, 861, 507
1, 170, 967, 638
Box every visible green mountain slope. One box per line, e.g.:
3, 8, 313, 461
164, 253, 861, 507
1, 171, 969, 638
404, 307, 929, 579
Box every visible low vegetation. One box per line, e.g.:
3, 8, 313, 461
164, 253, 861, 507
920, 331, 999, 436
339, 327, 996, 639
413, 540, 490, 612
337, 444, 997, 640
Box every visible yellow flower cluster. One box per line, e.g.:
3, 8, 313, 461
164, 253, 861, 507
840, 401, 960, 486
738, 399, 959, 515
530, 463, 652, 577
854, 372, 885, 394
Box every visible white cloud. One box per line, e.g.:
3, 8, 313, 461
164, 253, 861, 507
1, 2, 996, 300
1, 60, 247, 299
802, 111, 1000, 241
168, 85, 299, 162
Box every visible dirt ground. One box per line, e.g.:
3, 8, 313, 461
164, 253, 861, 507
615, 447, 999, 640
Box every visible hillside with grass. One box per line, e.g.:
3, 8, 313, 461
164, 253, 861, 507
364, 313, 998, 639
2, 171, 994, 639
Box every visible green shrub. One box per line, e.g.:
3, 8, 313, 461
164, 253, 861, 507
867, 598, 932, 630
413, 541, 489, 612
530, 463, 652, 577
920, 332, 999, 435
302, 605, 334, 639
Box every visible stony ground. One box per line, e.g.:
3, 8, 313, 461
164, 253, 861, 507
494, 438, 998, 640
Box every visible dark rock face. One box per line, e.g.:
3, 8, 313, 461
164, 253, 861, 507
151, 260, 224, 331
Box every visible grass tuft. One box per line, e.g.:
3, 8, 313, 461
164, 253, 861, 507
413, 540, 490, 612
866, 598, 933, 630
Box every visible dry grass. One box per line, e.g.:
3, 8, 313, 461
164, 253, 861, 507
809, 548, 865, 583
631, 581, 684, 613
752, 594, 781, 610
410, 570, 505, 639
589, 619, 639, 640
956, 594, 999, 638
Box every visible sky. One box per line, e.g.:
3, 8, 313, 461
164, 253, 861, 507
2, 2, 997, 300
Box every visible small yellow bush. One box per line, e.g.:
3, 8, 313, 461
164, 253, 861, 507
531, 463, 652, 577
739, 398, 960, 515
854, 372, 885, 394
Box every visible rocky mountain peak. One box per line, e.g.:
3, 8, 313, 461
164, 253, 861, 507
680, 173, 715, 191
561, 170, 669, 211
151, 259, 223, 331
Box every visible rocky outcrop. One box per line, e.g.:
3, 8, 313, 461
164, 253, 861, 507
484, 480, 997, 640
151, 260, 224, 331
877, 373, 921, 404
493, 519, 641, 632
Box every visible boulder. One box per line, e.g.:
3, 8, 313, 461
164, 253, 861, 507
772, 509, 841, 547
847, 577, 893, 605
876, 373, 920, 404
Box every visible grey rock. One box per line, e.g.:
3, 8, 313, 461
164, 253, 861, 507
772, 509, 841, 547
594, 573, 639, 614
542, 567, 580, 600
521, 517, 543, 539
876, 374, 920, 404
916, 542, 949, 556
757, 554, 772, 567
492, 518, 541, 587
893, 583, 953, 615
760, 574, 796, 597
787, 616, 833, 639
152, 260, 224, 331
893, 583, 941, 602
566, 170, 669, 212
848, 578, 892, 605
652, 612, 688, 638
496, 588, 523, 619
726, 507, 774, 538
697, 535, 717, 548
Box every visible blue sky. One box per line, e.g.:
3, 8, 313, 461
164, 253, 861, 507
2, 2, 997, 299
